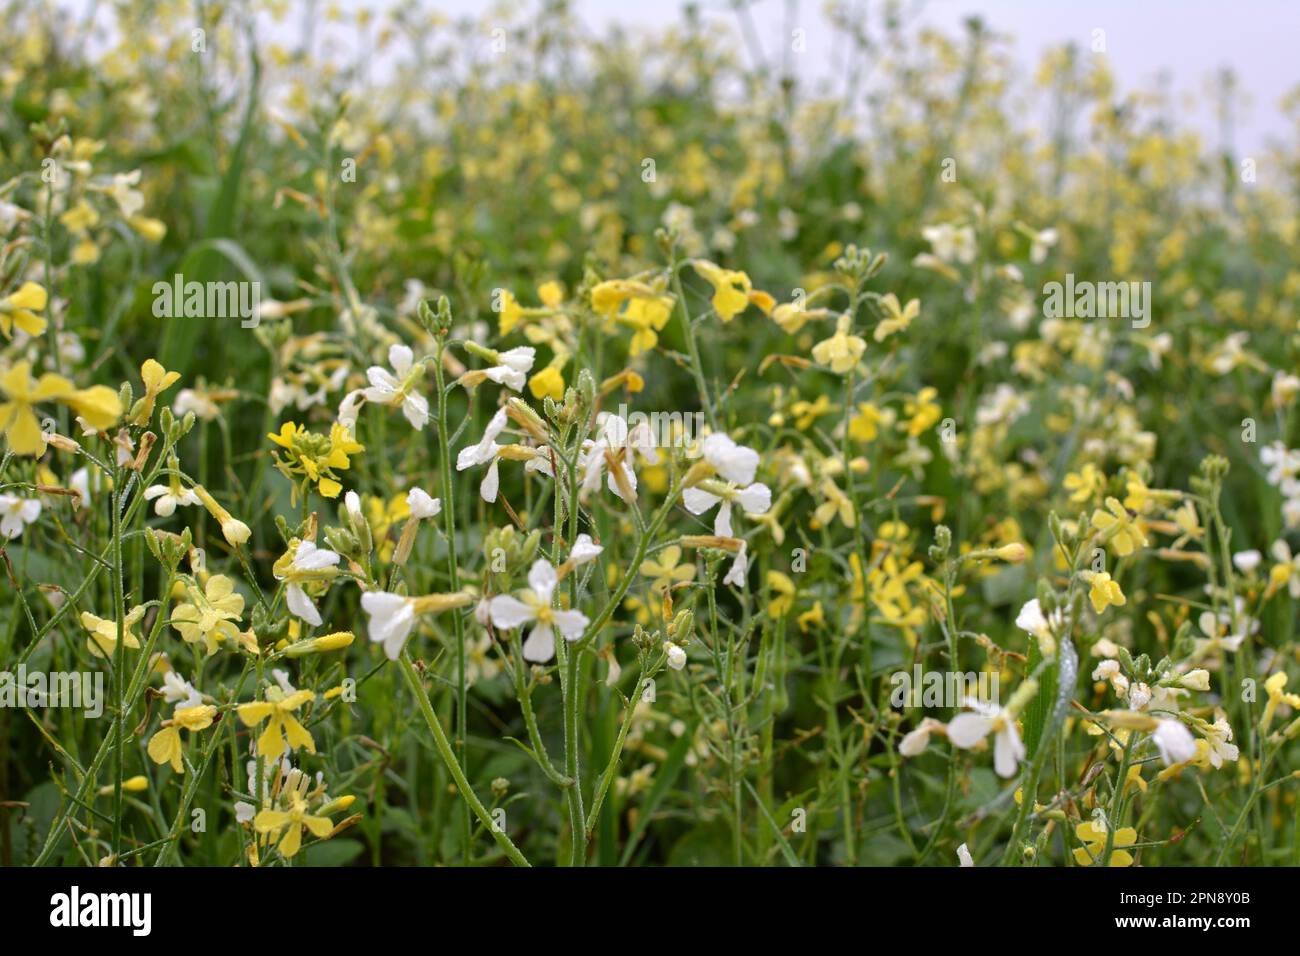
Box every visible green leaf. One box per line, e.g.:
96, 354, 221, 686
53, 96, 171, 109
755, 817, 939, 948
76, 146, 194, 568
303, 837, 365, 867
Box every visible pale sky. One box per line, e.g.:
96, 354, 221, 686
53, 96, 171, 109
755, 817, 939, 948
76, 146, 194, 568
68, 0, 1300, 154
426, 0, 1300, 155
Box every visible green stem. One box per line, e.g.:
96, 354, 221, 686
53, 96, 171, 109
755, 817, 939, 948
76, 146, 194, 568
432, 338, 471, 863
671, 263, 717, 431
398, 652, 530, 867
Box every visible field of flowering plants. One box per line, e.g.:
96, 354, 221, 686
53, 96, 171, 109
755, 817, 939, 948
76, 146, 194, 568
1, 0, 1299, 873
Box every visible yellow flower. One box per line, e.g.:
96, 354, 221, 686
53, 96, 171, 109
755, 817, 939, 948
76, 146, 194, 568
691, 259, 768, 322
268, 421, 363, 499
873, 293, 919, 342
1120, 471, 1177, 514
132, 358, 181, 425
127, 215, 167, 243
498, 290, 526, 335
80, 606, 145, 659
171, 574, 246, 655
254, 796, 334, 859
796, 601, 825, 632
640, 545, 696, 594
811, 477, 856, 529
528, 365, 565, 401
767, 571, 796, 617
790, 394, 834, 431
59, 201, 100, 234
1091, 496, 1148, 557
237, 687, 317, 763
147, 705, 217, 774
0, 281, 49, 338
811, 313, 866, 374
848, 402, 884, 442
1172, 501, 1202, 541
65, 383, 124, 433
0, 361, 120, 456
1124, 764, 1147, 795
1261, 672, 1300, 732
537, 280, 565, 308
902, 387, 941, 436
1072, 820, 1137, 867
1063, 463, 1105, 504
771, 303, 831, 334
590, 279, 674, 355
0, 364, 66, 454
72, 239, 101, 265
1083, 570, 1126, 614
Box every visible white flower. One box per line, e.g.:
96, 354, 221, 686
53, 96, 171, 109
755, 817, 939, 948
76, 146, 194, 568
569, 533, 603, 566
1232, 549, 1261, 574
664, 643, 687, 670
277, 541, 341, 627
337, 389, 365, 430
700, 432, 760, 485
234, 801, 256, 824
456, 407, 509, 502
947, 699, 1025, 778
684, 432, 769, 535
1092, 659, 1129, 698
683, 481, 771, 537
361, 591, 417, 661
482, 346, 535, 392
144, 482, 202, 517
1016, 600, 1045, 637
0, 494, 41, 539
723, 542, 749, 588
1029, 227, 1057, 264
363, 344, 429, 429
0, 200, 28, 234
1192, 610, 1246, 662
1127, 682, 1152, 710
579, 415, 640, 503
921, 222, 976, 264
1016, 598, 1064, 642
174, 388, 221, 421
957, 843, 975, 867
272, 668, 297, 695
1261, 442, 1300, 486
1272, 371, 1300, 408
596, 411, 661, 465
626, 420, 661, 465
1203, 716, 1239, 768
114, 430, 134, 466
69, 467, 93, 511
406, 487, 441, 520
488, 559, 589, 663
344, 490, 364, 525
97, 170, 145, 217
161, 671, 202, 709
899, 717, 943, 757
1152, 719, 1197, 766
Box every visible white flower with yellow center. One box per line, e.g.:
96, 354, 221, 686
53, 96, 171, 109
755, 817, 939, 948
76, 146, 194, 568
947, 699, 1025, 778
489, 559, 589, 663
0, 493, 40, 539
457, 407, 509, 502
362, 343, 430, 429
274, 540, 341, 628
